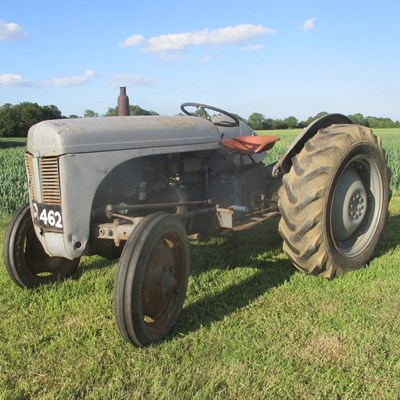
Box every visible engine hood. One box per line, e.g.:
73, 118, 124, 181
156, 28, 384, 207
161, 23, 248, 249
27, 115, 221, 157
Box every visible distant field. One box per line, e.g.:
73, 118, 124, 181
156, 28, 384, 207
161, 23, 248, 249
0, 137, 27, 149
0, 141, 27, 215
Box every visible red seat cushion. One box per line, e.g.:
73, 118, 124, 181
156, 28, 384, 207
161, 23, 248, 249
222, 135, 280, 155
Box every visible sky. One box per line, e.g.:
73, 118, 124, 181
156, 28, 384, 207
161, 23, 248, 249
1, 0, 399, 121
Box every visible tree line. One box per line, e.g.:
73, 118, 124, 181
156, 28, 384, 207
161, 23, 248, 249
246, 112, 400, 130
1, 101, 399, 138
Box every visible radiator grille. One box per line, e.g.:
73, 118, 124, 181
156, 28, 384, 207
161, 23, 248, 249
24, 153, 38, 202
39, 157, 61, 205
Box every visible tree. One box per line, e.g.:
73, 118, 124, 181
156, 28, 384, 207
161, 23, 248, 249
0, 103, 19, 137
247, 113, 265, 130
283, 116, 298, 129
0, 102, 64, 137
84, 109, 99, 118
104, 105, 159, 117
300, 112, 329, 128
104, 107, 117, 116
129, 105, 158, 116
348, 113, 368, 126
271, 119, 286, 130
41, 105, 63, 120
366, 116, 400, 128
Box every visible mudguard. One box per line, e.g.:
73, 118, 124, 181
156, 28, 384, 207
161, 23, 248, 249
272, 113, 353, 176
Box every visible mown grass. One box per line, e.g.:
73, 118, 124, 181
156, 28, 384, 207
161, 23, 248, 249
0, 196, 399, 399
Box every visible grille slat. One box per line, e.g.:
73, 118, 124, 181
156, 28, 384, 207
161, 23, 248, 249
40, 157, 61, 205
24, 154, 61, 205
24, 153, 38, 202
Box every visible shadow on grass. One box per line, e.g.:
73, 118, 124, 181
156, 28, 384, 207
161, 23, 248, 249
65, 218, 294, 339
176, 218, 296, 337
188, 218, 284, 277
70, 257, 115, 280
63, 212, 398, 339
374, 214, 400, 258
177, 260, 294, 338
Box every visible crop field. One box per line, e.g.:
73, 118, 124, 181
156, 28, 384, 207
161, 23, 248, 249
1, 128, 399, 217
0, 129, 399, 399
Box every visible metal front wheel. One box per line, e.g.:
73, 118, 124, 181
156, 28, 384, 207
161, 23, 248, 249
278, 124, 390, 278
114, 212, 190, 347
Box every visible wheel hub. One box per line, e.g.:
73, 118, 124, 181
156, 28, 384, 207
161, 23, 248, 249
161, 270, 178, 297
332, 167, 367, 241
348, 190, 367, 221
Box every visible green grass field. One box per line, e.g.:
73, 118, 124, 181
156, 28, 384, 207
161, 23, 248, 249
0, 130, 400, 399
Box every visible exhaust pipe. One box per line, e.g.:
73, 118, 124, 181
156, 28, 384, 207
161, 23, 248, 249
117, 86, 130, 116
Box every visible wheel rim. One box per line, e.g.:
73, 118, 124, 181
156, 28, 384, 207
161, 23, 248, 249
24, 225, 72, 276
331, 154, 383, 257
140, 232, 186, 334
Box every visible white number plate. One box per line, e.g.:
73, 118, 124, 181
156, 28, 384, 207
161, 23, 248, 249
32, 202, 63, 232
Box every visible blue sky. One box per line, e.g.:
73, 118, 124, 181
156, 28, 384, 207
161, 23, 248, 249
1, 0, 399, 121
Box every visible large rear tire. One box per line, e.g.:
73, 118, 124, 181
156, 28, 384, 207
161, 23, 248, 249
114, 212, 190, 347
278, 125, 390, 278
3, 204, 80, 288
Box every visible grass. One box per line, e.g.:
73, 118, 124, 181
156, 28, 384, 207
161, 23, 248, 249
0, 131, 400, 398
0, 202, 400, 398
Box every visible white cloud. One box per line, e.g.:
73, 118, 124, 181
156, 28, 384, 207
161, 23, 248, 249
302, 18, 316, 31
0, 19, 28, 41
111, 74, 155, 88
119, 34, 144, 48
0, 73, 34, 88
141, 24, 275, 53
42, 69, 95, 87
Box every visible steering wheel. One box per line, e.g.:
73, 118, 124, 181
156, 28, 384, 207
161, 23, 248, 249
180, 102, 240, 127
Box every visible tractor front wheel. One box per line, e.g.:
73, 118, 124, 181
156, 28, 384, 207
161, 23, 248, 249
3, 204, 80, 288
114, 212, 190, 347
278, 124, 390, 278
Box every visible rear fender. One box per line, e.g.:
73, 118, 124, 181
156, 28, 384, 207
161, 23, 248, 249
272, 113, 353, 176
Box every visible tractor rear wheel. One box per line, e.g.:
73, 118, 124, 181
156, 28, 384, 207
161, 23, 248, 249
114, 212, 190, 347
278, 124, 390, 278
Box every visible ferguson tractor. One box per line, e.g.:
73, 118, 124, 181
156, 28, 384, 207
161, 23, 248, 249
3, 103, 391, 347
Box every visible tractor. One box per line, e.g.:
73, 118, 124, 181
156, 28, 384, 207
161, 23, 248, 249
3, 103, 391, 347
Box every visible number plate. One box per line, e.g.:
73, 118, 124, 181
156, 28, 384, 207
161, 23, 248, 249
32, 202, 63, 232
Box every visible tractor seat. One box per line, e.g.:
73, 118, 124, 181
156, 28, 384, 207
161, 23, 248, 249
222, 135, 280, 155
